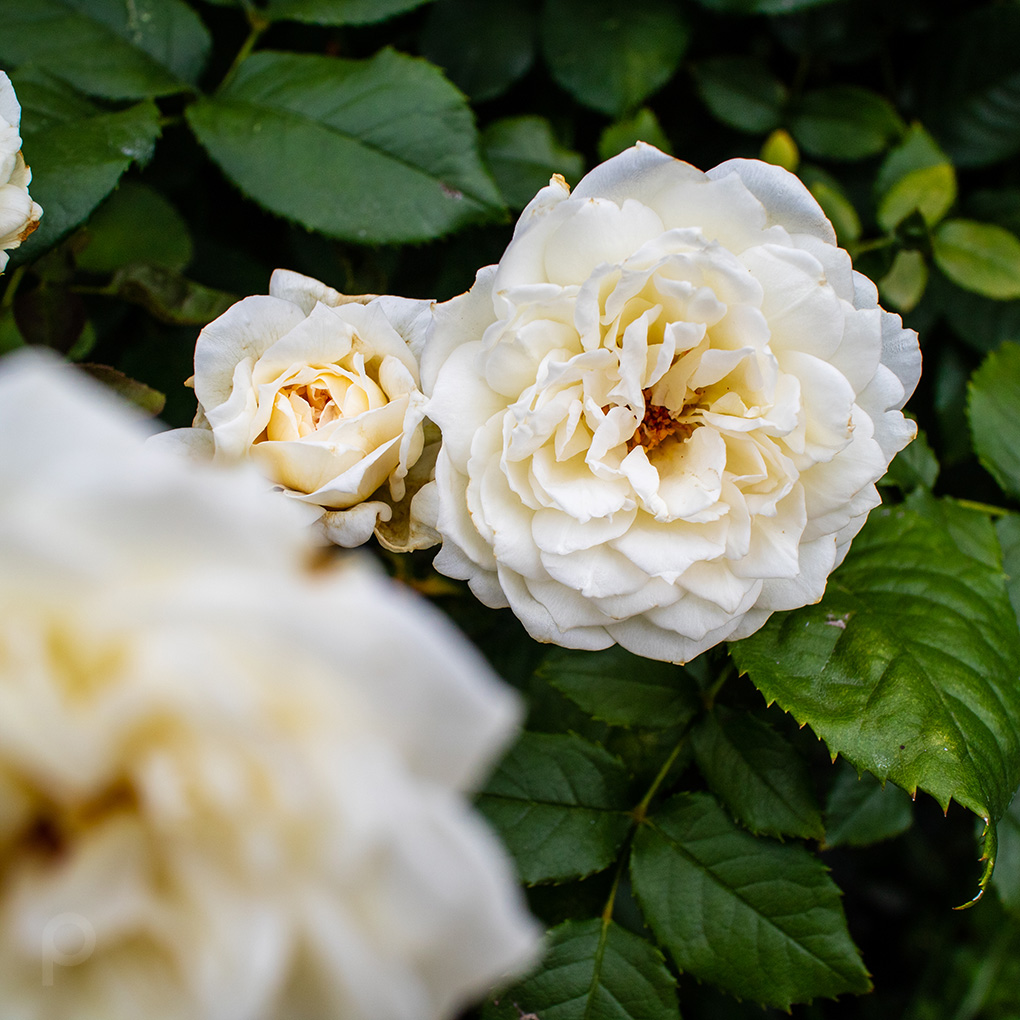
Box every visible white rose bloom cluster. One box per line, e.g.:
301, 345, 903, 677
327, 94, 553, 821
174, 269, 437, 551
0, 354, 537, 1020
0, 71, 42, 273
421, 144, 921, 663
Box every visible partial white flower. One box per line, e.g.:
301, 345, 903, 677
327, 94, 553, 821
0, 71, 42, 273
167, 269, 438, 551
423, 143, 921, 663
0, 352, 537, 1020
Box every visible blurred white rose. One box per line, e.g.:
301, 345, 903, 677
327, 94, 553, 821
169, 269, 438, 551
423, 143, 921, 663
0, 353, 537, 1020
0, 71, 42, 273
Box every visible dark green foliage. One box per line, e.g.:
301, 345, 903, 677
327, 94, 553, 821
693, 58, 786, 134
969, 343, 1020, 498
482, 116, 584, 208
823, 761, 913, 849
420, 0, 536, 102
732, 507, 1020, 831
12, 75, 160, 256
538, 646, 700, 730
478, 732, 633, 884
482, 918, 680, 1020
263, 0, 435, 25
0, 0, 210, 98
541, 0, 689, 117
921, 6, 1020, 168
187, 49, 504, 243
631, 793, 870, 1008
691, 707, 825, 839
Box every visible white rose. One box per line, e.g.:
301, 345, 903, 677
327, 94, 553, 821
0, 71, 42, 273
173, 268, 438, 551
0, 353, 537, 1020
423, 143, 921, 663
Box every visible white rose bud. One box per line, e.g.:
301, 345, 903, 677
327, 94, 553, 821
423, 143, 922, 664
0, 71, 42, 272
0, 352, 538, 1020
170, 269, 439, 551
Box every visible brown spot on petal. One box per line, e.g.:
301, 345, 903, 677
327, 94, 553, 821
17, 217, 39, 243
19, 781, 137, 862
21, 815, 65, 859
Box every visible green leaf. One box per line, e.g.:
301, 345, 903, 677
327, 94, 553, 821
884, 426, 939, 492
481, 918, 680, 1020
823, 761, 913, 849
804, 174, 861, 245
760, 128, 799, 173
878, 249, 928, 314
0, 0, 210, 99
996, 514, 1020, 626
691, 708, 825, 840
109, 265, 236, 326
881, 166, 956, 235
78, 182, 193, 274
66, 320, 98, 362
541, 0, 689, 117
969, 342, 1020, 498
937, 277, 1020, 354
691, 0, 841, 10
921, 6, 1020, 168
903, 491, 1002, 571
730, 507, 1020, 844
79, 364, 165, 416
693, 57, 787, 134
631, 792, 870, 1009
933, 339, 977, 466
186, 49, 504, 245
0, 309, 28, 356
263, 0, 433, 24
537, 646, 700, 730
599, 108, 673, 162
477, 732, 633, 884
482, 117, 584, 210
420, 0, 535, 102
751, 0, 841, 10
11, 75, 160, 260
791, 86, 904, 161
993, 792, 1020, 916
876, 124, 956, 231
11, 280, 85, 353
933, 220, 1020, 301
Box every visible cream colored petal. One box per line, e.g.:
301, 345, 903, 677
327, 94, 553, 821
194, 296, 307, 414
426, 341, 505, 468
319, 501, 390, 547
420, 266, 498, 395
852, 271, 922, 400
0, 72, 21, 131
540, 197, 665, 287
269, 268, 346, 312
707, 157, 837, 244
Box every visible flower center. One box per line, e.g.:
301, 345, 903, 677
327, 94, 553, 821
287, 382, 339, 432
628, 389, 700, 452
